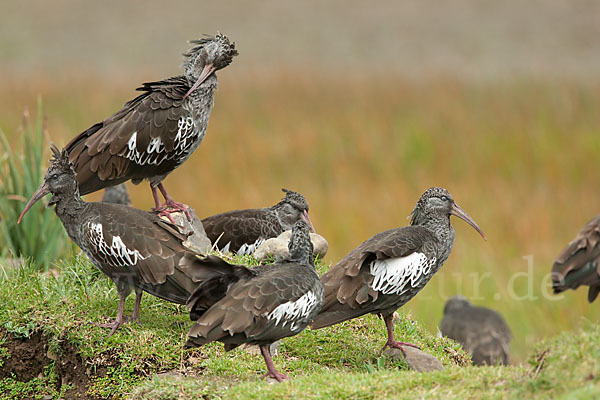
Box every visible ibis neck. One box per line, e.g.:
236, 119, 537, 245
185, 74, 217, 111
53, 194, 87, 238
414, 213, 455, 262
184, 75, 218, 141
288, 238, 314, 267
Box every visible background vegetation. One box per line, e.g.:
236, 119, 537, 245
1, 0, 599, 388
0, 99, 71, 268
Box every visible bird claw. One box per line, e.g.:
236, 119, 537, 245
92, 319, 124, 338
381, 340, 421, 355
153, 201, 192, 223
92, 314, 141, 337
260, 371, 290, 382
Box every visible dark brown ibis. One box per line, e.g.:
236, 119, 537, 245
440, 295, 511, 366
18, 146, 206, 337
201, 188, 315, 254
184, 220, 323, 382
64, 33, 237, 221
311, 187, 486, 354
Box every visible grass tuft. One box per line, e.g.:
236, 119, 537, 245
0, 98, 70, 269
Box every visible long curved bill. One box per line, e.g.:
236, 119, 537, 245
302, 210, 316, 233
183, 63, 217, 99
450, 203, 486, 241
17, 182, 50, 224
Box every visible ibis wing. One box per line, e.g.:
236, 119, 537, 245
312, 226, 437, 329
66, 77, 190, 195
552, 215, 600, 301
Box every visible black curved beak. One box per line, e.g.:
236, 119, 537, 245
450, 202, 486, 241
18, 182, 50, 224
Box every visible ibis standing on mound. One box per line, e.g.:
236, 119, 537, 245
201, 188, 315, 254
19, 146, 206, 337
64, 33, 237, 221
311, 187, 486, 353
552, 215, 600, 302
184, 221, 324, 382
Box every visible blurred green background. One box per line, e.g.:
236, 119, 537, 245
1, 0, 599, 362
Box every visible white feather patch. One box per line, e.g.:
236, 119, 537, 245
87, 222, 148, 266
236, 238, 265, 256
370, 252, 436, 295
119, 116, 201, 166
267, 290, 318, 331
174, 116, 196, 152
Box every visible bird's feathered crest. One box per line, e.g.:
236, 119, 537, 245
183, 32, 238, 63
49, 144, 76, 175
280, 188, 309, 211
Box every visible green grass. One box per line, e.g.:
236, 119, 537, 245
1, 253, 599, 399
0, 98, 70, 269
131, 324, 600, 400
0, 253, 469, 399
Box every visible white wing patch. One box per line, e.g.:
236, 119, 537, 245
146, 136, 164, 154
236, 238, 265, 256
174, 117, 196, 153
267, 290, 318, 331
370, 252, 436, 295
119, 116, 203, 166
87, 222, 148, 266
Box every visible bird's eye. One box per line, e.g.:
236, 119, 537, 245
50, 173, 58, 180
441, 196, 448, 201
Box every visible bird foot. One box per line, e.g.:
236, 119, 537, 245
260, 371, 290, 382
92, 319, 125, 338
92, 314, 141, 337
125, 315, 141, 324
153, 201, 191, 223
381, 340, 421, 355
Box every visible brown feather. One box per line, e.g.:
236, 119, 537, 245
312, 226, 437, 329
65, 77, 192, 195
552, 215, 600, 300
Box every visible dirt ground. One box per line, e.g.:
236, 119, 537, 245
1, 329, 91, 399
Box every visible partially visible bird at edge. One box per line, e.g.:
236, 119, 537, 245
552, 214, 600, 302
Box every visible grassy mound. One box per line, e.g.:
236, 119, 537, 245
0, 254, 468, 399
132, 323, 600, 399
2, 253, 597, 399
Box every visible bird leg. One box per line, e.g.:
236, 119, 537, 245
151, 183, 191, 223
94, 290, 128, 338
259, 344, 289, 382
127, 289, 143, 324
381, 314, 421, 355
